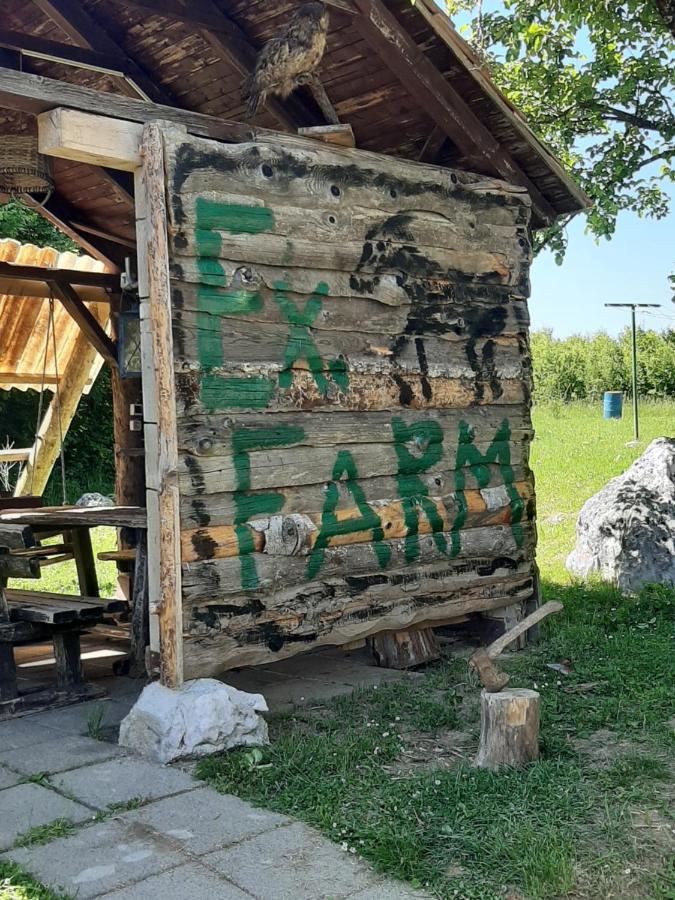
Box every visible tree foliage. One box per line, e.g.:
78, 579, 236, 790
531, 327, 675, 400
0, 200, 78, 253
445, 0, 675, 261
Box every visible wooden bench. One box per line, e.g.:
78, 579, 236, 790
0, 589, 129, 716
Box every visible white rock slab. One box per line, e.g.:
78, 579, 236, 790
118, 679, 269, 764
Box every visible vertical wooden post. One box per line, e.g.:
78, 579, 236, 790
134, 123, 183, 690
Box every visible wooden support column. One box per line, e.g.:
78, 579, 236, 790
14, 321, 106, 498
135, 123, 183, 690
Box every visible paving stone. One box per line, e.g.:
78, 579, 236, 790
97, 862, 252, 899
0, 764, 21, 790
0, 782, 94, 850
0, 733, 126, 775
34, 698, 136, 737
204, 822, 377, 899
117, 787, 289, 856
5, 819, 185, 899
51, 758, 201, 810
0, 716, 59, 751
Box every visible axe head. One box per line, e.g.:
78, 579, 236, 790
469, 647, 511, 693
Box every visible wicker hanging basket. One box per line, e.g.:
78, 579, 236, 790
0, 134, 54, 201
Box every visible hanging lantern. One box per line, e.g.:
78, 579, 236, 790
118, 279, 142, 378
0, 131, 54, 204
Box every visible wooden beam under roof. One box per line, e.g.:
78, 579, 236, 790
352, 0, 558, 224
51, 277, 118, 366
118, 0, 357, 27
31, 0, 176, 105
0, 28, 127, 77
0, 261, 119, 291
26, 194, 125, 271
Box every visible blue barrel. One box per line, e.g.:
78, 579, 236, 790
603, 391, 623, 419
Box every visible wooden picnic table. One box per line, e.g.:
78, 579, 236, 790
0, 505, 147, 716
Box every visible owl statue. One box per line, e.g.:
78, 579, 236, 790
242, 2, 329, 118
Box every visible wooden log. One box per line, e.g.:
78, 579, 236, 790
182, 573, 535, 677
298, 124, 355, 147
368, 627, 440, 669
474, 688, 540, 770
136, 122, 183, 689
485, 600, 563, 659
53, 630, 84, 689
0, 524, 36, 551
130, 531, 149, 677
69, 527, 100, 598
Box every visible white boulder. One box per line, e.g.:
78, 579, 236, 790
119, 678, 269, 764
566, 437, 675, 593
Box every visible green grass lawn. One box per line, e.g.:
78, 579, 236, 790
196, 400, 675, 900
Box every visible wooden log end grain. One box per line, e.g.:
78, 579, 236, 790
368, 627, 441, 669
474, 688, 540, 770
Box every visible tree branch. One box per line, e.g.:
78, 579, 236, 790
596, 103, 671, 133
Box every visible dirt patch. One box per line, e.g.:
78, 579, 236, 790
385, 728, 474, 777
572, 728, 642, 769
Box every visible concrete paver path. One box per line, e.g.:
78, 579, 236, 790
0, 688, 430, 900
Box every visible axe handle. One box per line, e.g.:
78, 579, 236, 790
487, 600, 563, 660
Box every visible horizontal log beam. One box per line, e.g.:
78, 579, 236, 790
0, 261, 119, 291
0, 448, 31, 462
38, 107, 143, 171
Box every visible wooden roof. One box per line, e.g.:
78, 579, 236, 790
0, 0, 589, 264
0, 238, 109, 392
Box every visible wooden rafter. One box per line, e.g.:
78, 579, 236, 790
0, 28, 127, 77
352, 0, 558, 223
119, 0, 357, 27
418, 125, 447, 163
31, 0, 176, 105
51, 278, 118, 366
27, 193, 125, 270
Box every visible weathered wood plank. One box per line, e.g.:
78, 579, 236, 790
173, 261, 530, 307
137, 123, 183, 690
172, 280, 530, 336
176, 370, 530, 415
182, 572, 534, 676
181, 480, 535, 563
178, 437, 530, 495
163, 133, 531, 226
182, 522, 535, 603
173, 327, 527, 387
177, 406, 532, 457
172, 190, 529, 247
171, 235, 527, 285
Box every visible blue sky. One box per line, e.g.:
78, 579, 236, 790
530, 197, 675, 337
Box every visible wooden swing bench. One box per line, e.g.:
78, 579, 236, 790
0, 519, 129, 717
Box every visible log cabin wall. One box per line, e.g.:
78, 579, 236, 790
163, 127, 536, 679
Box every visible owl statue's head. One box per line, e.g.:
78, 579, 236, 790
293, 2, 329, 25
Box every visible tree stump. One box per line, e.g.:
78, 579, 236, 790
474, 688, 540, 770
368, 627, 440, 669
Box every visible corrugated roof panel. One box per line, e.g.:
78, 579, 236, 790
0, 239, 111, 393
